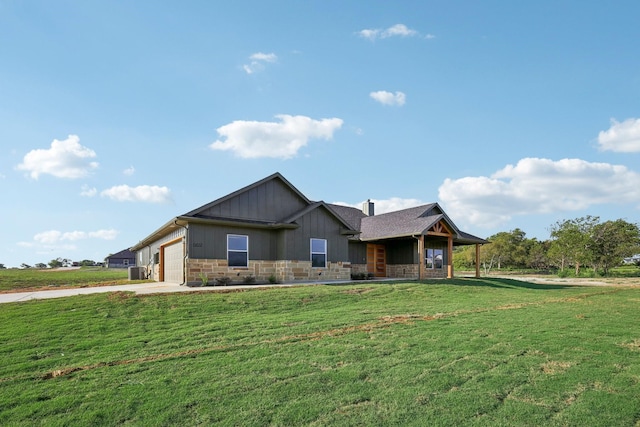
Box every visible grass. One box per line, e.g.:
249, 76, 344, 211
0, 267, 142, 292
1, 278, 639, 426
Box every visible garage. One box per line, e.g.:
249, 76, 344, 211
162, 240, 184, 284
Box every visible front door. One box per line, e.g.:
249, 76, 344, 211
367, 244, 386, 277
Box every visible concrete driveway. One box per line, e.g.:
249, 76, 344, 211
0, 281, 305, 304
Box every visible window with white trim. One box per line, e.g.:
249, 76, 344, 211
310, 238, 327, 268
227, 234, 248, 267
426, 248, 444, 269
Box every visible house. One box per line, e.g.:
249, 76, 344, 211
105, 249, 136, 269
130, 173, 486, 284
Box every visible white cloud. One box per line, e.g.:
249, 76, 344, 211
370, 90, 406, 106
16, 135, 98, 179
243, 52, 278, 74
438, 157, 640, 229
101, 185, 172, 203
32, 228, 118, 244
333, 198, 425, 214
210, 114, 343, 159
80, 184, 97, 197
123, 166, 135, 176
358, 24, 422, 41
88, 229, 119, 240
597, 118, 640, 152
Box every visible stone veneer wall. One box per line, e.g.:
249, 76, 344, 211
186, 259, 351, 285
386, 264, 420, 279
350, 264, 368, 275
421, 267, 447, 279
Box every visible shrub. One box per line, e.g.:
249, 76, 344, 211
242, 275, 256, 284
215, 276, 232, 286
198, 273, 209, 287
268, 274, 278, 284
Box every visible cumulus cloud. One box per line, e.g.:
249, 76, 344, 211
333, 198, 425, 214
101, 185, 172, 203
597, 118, 640, 152
243, 52, 278, 74
370, 90, 406, 106
210, 114, 343, 159
32, 228, 118, 245
438, 157, 640, 229
80, 185, 97, 197
358, 24, 422, 41
16, 135, 98, 179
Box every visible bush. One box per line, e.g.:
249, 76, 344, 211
350, 272, 366, 280
198, 273, 209, 287
215, 276, 232, 286
242, 275, 256, 284
268, 274, 278, 284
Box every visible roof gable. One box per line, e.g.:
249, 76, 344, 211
184, 172, 311, 223
358, 203, 465, 241
282, 202, 359, 234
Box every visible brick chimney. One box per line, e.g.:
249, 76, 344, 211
362, 199, 374, 216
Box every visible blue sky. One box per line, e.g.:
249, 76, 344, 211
1, 1, 639, 268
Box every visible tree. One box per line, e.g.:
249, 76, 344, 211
548, 216, 599, 275
35, 263, 47, 269
0, 263, 5, 269
526, 239, 551, 270
484, 228, 529, 270
49, 258, 64, 269
452, 245, 476, 270
591, 219, 640, 275
20, 263, 32, 269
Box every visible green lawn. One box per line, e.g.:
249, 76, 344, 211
0, 267, 139, 292
1, 279, 639, 426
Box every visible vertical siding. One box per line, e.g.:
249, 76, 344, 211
200, 179, 307, 221
348, 241, 367, 265
283, 207, 349, 262
189, 223, 277, 261
386, 240, 416, 264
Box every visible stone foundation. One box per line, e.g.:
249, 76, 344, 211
386, 264, 420, 279
185, 259, 351, 285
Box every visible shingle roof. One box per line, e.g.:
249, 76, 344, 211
325, 203, 367, 231
327, 202, 487, 244
360, 204, 441, 240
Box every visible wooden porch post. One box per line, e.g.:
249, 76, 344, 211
447, 235, 453, 279
475, 244, 481, 278
417, 236, 424, 280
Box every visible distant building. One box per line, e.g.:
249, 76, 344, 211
623, 254, 640, 265
106, 249, 136, 268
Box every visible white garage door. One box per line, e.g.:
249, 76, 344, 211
163, 241, 184, 284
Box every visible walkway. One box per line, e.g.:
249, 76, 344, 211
0, 281, 313, 304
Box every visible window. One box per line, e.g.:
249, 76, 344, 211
426, 248, 444, 269
123, 259, 129, 266
227, 234, 248, 267
310, 238, 327, 268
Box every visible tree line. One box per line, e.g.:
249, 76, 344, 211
454, 216, 640, 276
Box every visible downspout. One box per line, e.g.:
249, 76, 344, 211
174, 220, 189, 286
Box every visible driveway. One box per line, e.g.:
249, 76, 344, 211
0, 282, 307, 304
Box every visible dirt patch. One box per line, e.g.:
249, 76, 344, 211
498, 275, 640, 287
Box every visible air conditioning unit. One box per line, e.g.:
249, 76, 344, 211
128, 266, 145, 280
